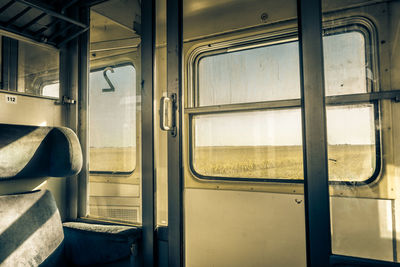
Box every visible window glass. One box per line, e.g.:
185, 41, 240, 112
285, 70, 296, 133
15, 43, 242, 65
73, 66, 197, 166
193, 109, 303, 179
197, 32, 366, 107
18, 40, 59, 97
89, 64, 136, 173
42, 83, 60, 98
323, 32, 367, 96
192, 104, 376, 181
198, 42, 300, 106
327, 104, 376, 182
192, 30, 375, 182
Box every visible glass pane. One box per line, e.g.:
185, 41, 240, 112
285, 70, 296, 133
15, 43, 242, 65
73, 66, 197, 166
42, 83, 60, 98
197, 32, 366, 107
327, 104, 376, 182
198, 42, 300, 106
89, 65, 136, 173
324, 32, 367, 96
192, 104, 376, 182
192, 109, 304, 180
18, 40, 59, 98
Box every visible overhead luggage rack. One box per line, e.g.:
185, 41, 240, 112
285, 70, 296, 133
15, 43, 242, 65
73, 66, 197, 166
0, 0, 92, 47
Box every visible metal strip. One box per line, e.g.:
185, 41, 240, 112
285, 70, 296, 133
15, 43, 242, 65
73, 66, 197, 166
326, 90, 400, 105
15, 0, 88, 28
298, 0, 331, 266
392, 200, 398, 262
185, 99, 300, 114
167, 0, 183, 266
185, 90, 400, 115
330, 255, 400, 266
141, 0, 156, 266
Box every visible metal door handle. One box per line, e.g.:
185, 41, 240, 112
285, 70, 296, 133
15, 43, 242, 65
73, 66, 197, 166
160, 93, 177, 136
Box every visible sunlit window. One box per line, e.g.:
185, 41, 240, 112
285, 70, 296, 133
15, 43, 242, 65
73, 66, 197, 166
191, 31, 377, 182
89, 64, 136, 173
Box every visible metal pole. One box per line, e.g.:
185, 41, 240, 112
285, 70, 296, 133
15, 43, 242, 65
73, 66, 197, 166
297, 0, 331, 266
77, 6, 90, 219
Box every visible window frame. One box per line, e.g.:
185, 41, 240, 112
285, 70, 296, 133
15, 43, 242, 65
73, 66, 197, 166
88, 62, 138, 176
186, 16, 382, 185
0, 35, 61, 100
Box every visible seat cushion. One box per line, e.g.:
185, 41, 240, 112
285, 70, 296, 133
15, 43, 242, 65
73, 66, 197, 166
63, 222, 141, 266
0, 190, 65, 266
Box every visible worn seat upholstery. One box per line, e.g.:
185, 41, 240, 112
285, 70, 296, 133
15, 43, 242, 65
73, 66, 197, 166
0, 124, 140, 267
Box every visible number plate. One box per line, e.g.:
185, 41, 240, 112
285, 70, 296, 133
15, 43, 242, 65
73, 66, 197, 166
5, 95, 17, 104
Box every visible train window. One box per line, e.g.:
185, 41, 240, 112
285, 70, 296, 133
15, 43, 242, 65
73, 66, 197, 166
198, 41, 300, 106
0, 36, 60, 98
17, 40, 60, 98
192, 108, 303, 180
89, 64, 136, 173
190, 28, 379, 182
197, 32, 366, 107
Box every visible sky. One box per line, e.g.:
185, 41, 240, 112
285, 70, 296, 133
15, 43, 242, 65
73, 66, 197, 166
89, 64, 136, 148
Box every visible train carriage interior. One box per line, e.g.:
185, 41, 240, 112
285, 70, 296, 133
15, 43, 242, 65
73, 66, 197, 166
0, 0, 400, 266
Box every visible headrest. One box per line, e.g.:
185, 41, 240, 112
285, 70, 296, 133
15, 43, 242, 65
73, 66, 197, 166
0, 124, 83, 180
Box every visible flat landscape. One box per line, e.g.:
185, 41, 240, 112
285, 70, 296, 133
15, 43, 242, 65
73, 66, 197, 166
193, 145, 376, 182
88, 145, 376, 182
90, 147, 136, 172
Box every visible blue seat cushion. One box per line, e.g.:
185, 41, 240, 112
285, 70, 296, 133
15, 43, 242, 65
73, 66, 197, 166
63, 222, 141, 266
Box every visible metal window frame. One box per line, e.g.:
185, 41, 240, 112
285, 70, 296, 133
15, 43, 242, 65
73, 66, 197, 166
185, 18, 387, 185
187, 101, 382, 185
0, 34, 62, 99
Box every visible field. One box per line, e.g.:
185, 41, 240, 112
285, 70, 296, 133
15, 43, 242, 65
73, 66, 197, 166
88, 145, 376, 181
193, 145, 376, 182
89, 147, 136, 172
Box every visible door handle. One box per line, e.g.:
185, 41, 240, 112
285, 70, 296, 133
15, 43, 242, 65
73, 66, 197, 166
160, 93, 177, 136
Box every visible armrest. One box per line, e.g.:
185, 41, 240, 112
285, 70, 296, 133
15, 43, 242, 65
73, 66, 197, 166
63, 222, 141, 266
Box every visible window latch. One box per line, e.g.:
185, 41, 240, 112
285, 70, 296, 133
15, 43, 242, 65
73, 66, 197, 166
55, 96, 76, 105
160, 93, 177, 136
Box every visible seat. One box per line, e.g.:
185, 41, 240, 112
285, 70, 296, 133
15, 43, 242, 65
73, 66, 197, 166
0, 124, 140, 266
